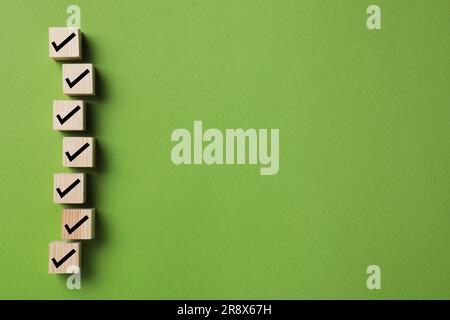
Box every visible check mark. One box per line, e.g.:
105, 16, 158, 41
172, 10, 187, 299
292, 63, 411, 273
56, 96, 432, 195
51, 32, 76, 52
51, 249, 76, 268
65, 69, 90, 88
64, 215, 89, 235
56, 105, 81, 125
56, 179, 81, 198
65, 143, 90, 162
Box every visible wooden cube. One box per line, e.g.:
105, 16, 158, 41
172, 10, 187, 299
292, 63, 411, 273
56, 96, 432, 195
49, 241, 81, 274
62, 63, 95, 96
54, 173, 85, 204
49, 27, 81, 60
63, 137, 95, 168
62, 209, 95, 240
53, 100, 85, 131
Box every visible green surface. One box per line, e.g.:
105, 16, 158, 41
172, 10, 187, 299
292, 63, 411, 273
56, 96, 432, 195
0, 0, 449, 299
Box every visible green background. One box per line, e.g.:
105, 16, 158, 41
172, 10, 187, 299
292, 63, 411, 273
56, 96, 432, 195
0, 0, 448, 299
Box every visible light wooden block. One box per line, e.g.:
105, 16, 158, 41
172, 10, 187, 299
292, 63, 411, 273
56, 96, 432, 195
54, 173, 86, 204
49, 241, 81, 274
49, 27, 81, 60
53, 100, 85, 131
63, 137, 95, 168
62, 63, 95, 96
62, 209, 95, 240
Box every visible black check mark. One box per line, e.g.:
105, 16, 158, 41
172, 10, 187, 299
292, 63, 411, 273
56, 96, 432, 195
56, 179, 81, 198
64, 215, 89, 235
65, 69, 90, 88
51, 249, 76, 268
56, 105, 81, 125
65, 143, 90, 162
51, 32, 76, 52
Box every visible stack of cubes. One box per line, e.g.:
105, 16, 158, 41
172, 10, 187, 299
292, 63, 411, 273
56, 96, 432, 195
48, 27, 96, 274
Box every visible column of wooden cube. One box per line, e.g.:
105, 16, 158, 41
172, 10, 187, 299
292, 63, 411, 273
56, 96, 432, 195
49, 27, 97, 274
